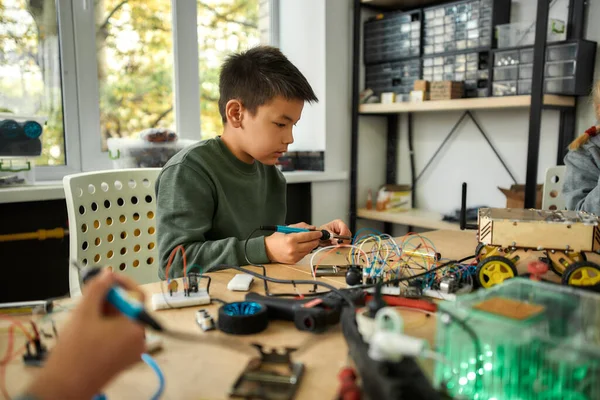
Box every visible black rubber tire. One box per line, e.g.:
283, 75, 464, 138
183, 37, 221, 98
218, 301, 269, 335
476, 256, 518, 288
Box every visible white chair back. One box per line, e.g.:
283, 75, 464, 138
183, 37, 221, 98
542, 166, 567, 211
63, 168, 161, 296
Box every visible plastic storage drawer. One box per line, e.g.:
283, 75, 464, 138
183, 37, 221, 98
547, 43, 577, 62
545, 60, 576, 77
519, 64, 533, 80
545, 77, 575, 94
493, 80, 517, 96
107, 138, 197, 169
494, 66, 518, 81
518, 79, 532, 95
520, 48, 534, 64
495, 50, 519, 67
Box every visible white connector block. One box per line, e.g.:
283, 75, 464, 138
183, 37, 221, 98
151, 289, 210, 311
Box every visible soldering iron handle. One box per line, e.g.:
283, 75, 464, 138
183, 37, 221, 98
106, 287, 144, 320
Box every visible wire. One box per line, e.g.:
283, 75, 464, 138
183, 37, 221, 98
310, 244, 369, 278
439, 308, 483, 394
141, 353, 165, 400
214, 264, 357, 309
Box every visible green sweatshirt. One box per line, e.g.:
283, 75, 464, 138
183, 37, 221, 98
156, 137, 286, 279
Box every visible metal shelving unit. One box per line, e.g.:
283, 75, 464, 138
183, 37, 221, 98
349, 0, 587, 234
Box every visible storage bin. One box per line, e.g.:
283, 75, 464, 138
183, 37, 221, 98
496, 22, 535, 48
518, 79, 532, 95
519, 64, 532, 80
434, 278, 600, 400
107, 138, 197, 169
478, 69, 489, 80
544, 76, 575, 94
0, 157, 35, 186
477, 88, 489, 97
493, 80, 517, 96
494, 65, 519, 81
545, 60, 576, 77
546, 43, 577, 61
495, 50, 519, 66
520, 48, 534, 64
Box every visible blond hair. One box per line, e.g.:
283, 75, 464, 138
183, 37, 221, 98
569, 81, 600, 150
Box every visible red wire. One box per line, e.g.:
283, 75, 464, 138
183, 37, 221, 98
164, 244, 188, 281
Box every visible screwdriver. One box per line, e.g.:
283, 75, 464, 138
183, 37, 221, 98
260, 225, 353, 241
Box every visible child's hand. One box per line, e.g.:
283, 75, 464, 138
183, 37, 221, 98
265, 230, 322, 264
24, 270, 146, 400
320, 219, 353, 245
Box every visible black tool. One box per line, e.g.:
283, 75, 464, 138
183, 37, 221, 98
245, 292, 349, 333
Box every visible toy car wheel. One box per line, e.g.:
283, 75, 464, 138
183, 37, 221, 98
476, 256, 517, 289
561, 261, 600, 287
548, 252, 587, 276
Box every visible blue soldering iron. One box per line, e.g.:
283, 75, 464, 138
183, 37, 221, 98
80, 266, 164, 332
260, 225, 352, 241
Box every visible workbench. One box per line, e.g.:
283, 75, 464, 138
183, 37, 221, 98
4, 229, 478, 399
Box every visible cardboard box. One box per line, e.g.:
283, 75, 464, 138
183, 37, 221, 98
376, 184, 412, 211
430, 81, 464, 100
413, 80, 430, 92
410, 90, 429, 102
498, 184, 543, 209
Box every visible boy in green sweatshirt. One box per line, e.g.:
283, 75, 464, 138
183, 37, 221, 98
156, 46, 351, 278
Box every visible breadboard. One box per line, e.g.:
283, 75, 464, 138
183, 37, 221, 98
151, 289, 210, 311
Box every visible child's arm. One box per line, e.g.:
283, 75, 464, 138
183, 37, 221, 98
156, 164, 264, 278
564, 146, 600, 215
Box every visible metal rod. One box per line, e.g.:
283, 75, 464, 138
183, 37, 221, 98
416, 111, 469, 183
567, 0, 586, 40
386, 114, 399, 184
349, 0, 361, 234
557, 107, 576, 166
467, 111, 518, 184
408, 112, 416, 209
525, 0, 550, 208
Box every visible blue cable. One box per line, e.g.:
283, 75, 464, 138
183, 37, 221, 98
93, 354, 164, 400
142, 353, 165, 400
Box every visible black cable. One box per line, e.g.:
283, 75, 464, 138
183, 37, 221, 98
439, 308, 483, 394
244, 228, 263, 267
216, 264, 357, 310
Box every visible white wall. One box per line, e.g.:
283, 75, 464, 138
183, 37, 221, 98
311, 0, 353, 226
279, 0, 326, 152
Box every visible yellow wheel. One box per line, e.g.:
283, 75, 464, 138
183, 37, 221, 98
562, 261, 600, 287
476, 256, 518, 288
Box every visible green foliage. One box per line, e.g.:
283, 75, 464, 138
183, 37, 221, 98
0, 0, 260, 166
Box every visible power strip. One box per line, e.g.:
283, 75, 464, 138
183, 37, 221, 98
151, 289, 211, 311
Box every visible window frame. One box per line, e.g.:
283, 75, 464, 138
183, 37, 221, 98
35, 0, 278, 180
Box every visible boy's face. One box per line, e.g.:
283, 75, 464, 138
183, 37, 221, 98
239, 96, 304, 165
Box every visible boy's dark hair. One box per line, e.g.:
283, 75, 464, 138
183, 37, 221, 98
218, 46, 318, 123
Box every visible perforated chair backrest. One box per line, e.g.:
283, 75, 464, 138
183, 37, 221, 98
63, 168, 161, 296
542, 166, 567, 211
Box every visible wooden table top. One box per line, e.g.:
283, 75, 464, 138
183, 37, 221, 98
3, 229, 479, 400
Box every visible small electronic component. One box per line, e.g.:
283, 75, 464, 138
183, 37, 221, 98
345, 266, 363, 286
23, 323, 47, 367
227, 274, 254, 291
152, 274, 212, 311
195, 309, 215, 331
439, 276, 459, 294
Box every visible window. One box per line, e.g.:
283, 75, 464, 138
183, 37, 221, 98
197, 0, 269, 138
0, 0, 66, 166
95, 0, 175, 148
0, 0, 276, 178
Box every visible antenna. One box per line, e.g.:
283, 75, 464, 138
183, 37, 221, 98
460, 182, 477, 230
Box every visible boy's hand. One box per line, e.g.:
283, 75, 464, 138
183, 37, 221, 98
25, 270, 146, 400
320, 219, 353, 245
265, 230, 322, 264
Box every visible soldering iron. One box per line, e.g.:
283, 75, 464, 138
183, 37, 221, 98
81, 266, 164, 332
260, 225, 352, 241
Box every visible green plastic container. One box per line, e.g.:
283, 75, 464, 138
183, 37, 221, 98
434, 278, 600, 400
